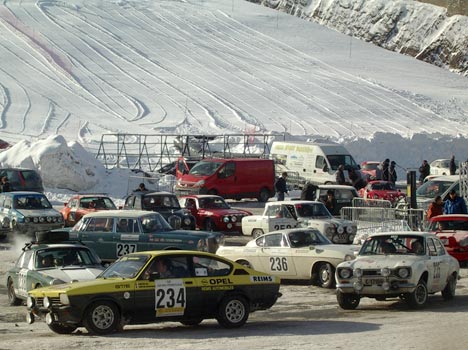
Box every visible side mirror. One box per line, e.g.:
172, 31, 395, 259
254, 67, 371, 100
149, 272, 160, 281
323, 164, 329, 172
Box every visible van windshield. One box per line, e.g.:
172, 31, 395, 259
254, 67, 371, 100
326, 155, 357, 171
416, 179, 456, 198
188, 161, 223, 176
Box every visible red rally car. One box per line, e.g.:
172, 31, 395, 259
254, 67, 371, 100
428, 214, 468, 266
358, 180, 405, 205
60, 194, 117, 227
179, 195, 252, 234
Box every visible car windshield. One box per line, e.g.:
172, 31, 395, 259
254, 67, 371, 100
14, 194, 52, 209
293, 203, 332, 218
416, 179, 454, 198
36, 247, 101, 268
428, 219, 468, 231
140, 213, 173, 232
142, 194, 180, 210
362, 163, 378, 171
188, 161, 223, 176
99, 254, 150, 279
80, 197, 116, 209
198, 197, 230, 209
288, 230, 331, 247
359, 235, 425, 256
327, 154, 357, 171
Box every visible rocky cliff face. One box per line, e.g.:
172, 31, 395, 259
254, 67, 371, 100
256, 0, 467, 75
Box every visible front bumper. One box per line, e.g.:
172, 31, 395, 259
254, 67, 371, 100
27, 304, 82, 326
337, 280, 417, 296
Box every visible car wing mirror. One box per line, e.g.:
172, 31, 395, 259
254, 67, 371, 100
149, 272, 160, 281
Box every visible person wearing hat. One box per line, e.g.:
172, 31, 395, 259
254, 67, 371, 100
444, 190, 467, 214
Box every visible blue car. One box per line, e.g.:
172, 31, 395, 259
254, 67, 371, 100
0, 191, 63, 238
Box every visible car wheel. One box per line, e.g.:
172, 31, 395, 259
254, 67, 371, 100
406, 279, 428, 309
48, 323, 77, 334
336, 290, 360, 310
314, 262, 335, 289
257, 188, 270, 202
83, 301, 120, 335
204, 218, 216, 232
7, 279, 22, 306
441, 274, 457, 300
216, 295, 249, 328
252, 229, 264, 238
180, 319, 203, 326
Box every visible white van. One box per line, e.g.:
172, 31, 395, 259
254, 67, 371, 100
270, 141, 358, 184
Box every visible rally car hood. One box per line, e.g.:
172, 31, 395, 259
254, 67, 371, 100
17, 208, 61, 216
40, 266, 104, 283
342, 254, 422, 269
313, 244, 359, 256
200, 208, 250, 216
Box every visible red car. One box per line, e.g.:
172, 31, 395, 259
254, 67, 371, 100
60, 194, 117, 226
358, 180, 405, 205
360, 161, 380, 180
428, 214, 468, 265
179, 195, 252, 233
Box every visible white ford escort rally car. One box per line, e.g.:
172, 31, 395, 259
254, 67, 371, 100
335, 232, 460, 309
241, 201, 357, 244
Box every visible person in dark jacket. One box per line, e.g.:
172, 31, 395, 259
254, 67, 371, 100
348, 168, 366, 190
275, 172, 288, 201
0, 176, 11, 192
449, 155, 456, 175
381, 159, 390, 181
427, 195, 444, 219
135, 182, 148, 192
324, 190, 338, 216
389, 161, 397, 184
418, 160, 430, 184
444, 190, 467, 214
300, 182, 318, 201
335, 165, 346, 185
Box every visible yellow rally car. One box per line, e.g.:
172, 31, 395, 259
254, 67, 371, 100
26, 250, 281, 334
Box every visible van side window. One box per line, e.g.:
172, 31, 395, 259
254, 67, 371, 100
220, 162, 235, 178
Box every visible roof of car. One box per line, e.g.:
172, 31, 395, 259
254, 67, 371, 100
131, 191, 174, 196
318, 185, 358, 190
82, 209, 158, 218
126, 249, 230, 260
4, 191, 44, 196
181, 194, 223, 199
367, 231, 433, 238
430, 214, 468, 221
266, 200, 323, 205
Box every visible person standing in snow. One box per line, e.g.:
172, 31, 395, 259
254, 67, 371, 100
275, 172, 288, 201
381, 159, 390, 181
427, 195, 444, 219
444, 190, 467, 214
389, 161, 397, 184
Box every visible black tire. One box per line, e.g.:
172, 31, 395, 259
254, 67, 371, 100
441, 274, 457, 300
336, 290, 360, 310
314, 262, 335, 289
216, 295, 249, 328
406, 279, 428, 309
7, 279, 22, 306
180, 319, 203, 326
257, 188, 270, 203
204, 218, 216, 232
83, 301, 120, 335
252, 229, 264, 239
48, 323, 77, 334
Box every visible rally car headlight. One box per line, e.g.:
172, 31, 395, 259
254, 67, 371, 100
346, 226, 353, 233
381, 268, 391, 277
59, 293, 70, 305
344, 254, 354, 261
43, 296, 51, 308
46, 216, 52, 223
337, 226, 344, 234
27, 296, 35, 308
231, 216, 237, 223
39, 217, 45, 223
33, 217, 39, 223
223, 216, 230, 223
338, 268, 353, 279
183, 217, 191, 226
397, 267, 411, 279
354, 268, 363, 278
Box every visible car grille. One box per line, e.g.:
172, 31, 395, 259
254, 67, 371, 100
36, 297, 62, 307
362, 269, 395, 277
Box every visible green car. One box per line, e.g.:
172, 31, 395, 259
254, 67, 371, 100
67, 210, 224, 262
7, 236, 104, 306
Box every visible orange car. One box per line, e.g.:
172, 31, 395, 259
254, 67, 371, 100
60, 194, 117, 226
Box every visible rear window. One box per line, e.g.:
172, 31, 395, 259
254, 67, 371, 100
0, 169, 44, 192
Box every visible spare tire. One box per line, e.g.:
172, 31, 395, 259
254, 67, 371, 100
35, 230, 70, 243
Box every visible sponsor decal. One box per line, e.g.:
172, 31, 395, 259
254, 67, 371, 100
115, 284, 131, 289
155, 279, 186, 317
120, 234, 139, 241
201, 286, 234, 291
251, 276, 274, 283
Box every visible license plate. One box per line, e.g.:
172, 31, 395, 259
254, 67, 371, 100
364, 278, 383, 286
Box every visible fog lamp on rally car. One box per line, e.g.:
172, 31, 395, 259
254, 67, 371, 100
26, 312, 35, 324
381, 268, 391, 277
231, 216, 237, 222
183, 217, 192, 226
45, 313, 55, 325
223, 216, 230, 223
43, 296, 51, 308
346, 226, 353, 234
26, 296, 35, 308
337, 226, 344, 234
382, 281, 391, 291
59, 293, 70, 305
354, 281, 363, 291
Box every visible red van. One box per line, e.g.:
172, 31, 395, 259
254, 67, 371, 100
175, 158, 275, 202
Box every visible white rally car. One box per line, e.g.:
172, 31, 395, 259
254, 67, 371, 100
335, 232, 460, 309
241, 201, 357, 244
217, 228, 357, 288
